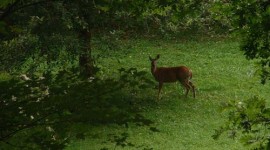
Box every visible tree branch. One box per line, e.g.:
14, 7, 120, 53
0, 140, 27, 149
0, 111, 56, 141
13, 0, 52, 14
0, 0, 21, 20
0, 0, 59, 21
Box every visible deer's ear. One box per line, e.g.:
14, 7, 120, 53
156, 54, 160, 59
149, 56, 153, 61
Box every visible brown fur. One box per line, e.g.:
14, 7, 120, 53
149, 55, 195, 99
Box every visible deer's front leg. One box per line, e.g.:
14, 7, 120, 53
158, 82, 163, 99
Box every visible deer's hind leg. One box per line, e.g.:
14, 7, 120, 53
179, 79, 191, 98
188, 80, 196, 98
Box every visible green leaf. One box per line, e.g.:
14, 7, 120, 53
0, 21, 8, 35
266, 6, 270, 15
0, 0, 15, 8
96, 5, 110, 12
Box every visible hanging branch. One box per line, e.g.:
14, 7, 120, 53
0, 0, 21, 21
0, 0, 57, 21
0, 111, 56, 141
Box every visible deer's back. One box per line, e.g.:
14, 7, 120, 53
154, 66, 191, 82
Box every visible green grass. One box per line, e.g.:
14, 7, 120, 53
1, 38, 268, 150
63, 38, 270, 150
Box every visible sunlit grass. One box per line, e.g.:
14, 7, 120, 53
65, 38, 270, 150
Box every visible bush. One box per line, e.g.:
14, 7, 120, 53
213, 96, 270, 149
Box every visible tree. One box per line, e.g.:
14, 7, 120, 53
0, 0, 219, 76
213, 0, 270, 83
212, 1, 270, 149
0, 0, 95, 76
0, 0, 228, 149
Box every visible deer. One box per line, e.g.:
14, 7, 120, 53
149, 54, 195, 99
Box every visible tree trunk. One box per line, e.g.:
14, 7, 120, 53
79, 29, 94, 77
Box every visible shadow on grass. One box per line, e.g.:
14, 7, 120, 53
0, 68, 157, 150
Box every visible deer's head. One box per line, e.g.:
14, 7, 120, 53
149, 54, 160, 68
149, 54, 160, 74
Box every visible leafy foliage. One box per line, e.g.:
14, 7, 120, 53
213, 96, 270, 149
0, 33, 79, 75
3, 0, 270, 149
0, 33, 39, 71
0, 0, 231, 74
0, 67, 155, 149
213, 0, 270, 83
211, 1, 270, 149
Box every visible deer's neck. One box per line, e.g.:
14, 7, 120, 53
151, 65, 157, 76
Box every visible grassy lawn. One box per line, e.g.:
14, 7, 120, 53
1, 38, 269, 150
64, 38, 270, 150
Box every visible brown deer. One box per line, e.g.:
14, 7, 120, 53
149, 54, 195, 99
